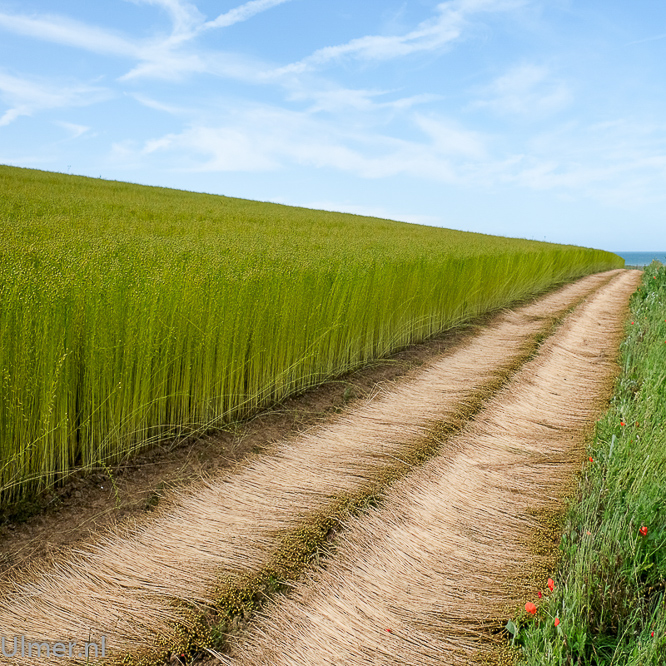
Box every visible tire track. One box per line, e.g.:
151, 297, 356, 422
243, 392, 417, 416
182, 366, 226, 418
219, 270, 641, 666
0, 271, 621, 665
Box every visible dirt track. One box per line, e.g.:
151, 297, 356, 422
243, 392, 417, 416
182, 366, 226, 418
0, 270, 638, 665
218, 269, 641, 665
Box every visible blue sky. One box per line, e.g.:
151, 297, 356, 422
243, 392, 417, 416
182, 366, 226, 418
1, 0, 665, 251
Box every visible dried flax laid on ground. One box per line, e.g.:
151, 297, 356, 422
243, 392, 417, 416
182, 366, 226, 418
0, 271, 619, 666
219, 270, 641, 666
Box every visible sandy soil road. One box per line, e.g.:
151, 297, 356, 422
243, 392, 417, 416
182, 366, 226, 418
219, 270, 641, 666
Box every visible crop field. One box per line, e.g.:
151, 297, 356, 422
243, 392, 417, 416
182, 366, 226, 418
0, 165, 623, 511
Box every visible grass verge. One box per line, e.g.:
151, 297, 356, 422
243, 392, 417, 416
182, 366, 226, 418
506, 262, 666, 665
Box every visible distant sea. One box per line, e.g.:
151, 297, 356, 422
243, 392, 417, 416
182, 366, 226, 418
612, 251, 666, 268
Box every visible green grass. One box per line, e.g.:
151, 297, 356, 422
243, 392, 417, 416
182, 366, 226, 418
512, 262, 666, 664
0, 165, 623, 510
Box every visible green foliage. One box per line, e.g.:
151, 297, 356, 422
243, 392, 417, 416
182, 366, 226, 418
0, 165, 623, 509
517, 262, 666, 665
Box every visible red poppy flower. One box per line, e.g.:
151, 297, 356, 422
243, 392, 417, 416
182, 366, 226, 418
621, 421, 626, 426
548, 578, 555, 592
554, 618, 560, 627
525, 602, 537, 615
652, 631, 655, 637
538, 591, 542, 598
589, 457, 594, 462
639, 526, 648, 537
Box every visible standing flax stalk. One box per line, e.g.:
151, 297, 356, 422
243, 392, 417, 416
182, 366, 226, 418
0, 165, 624, 509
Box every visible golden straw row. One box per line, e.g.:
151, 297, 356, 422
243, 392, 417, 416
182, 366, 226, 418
219, 270, 641, 666
0, 271, 618, 665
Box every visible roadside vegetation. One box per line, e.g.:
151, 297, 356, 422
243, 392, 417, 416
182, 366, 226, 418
0, 165, 623, 512
510, 262, 666, 664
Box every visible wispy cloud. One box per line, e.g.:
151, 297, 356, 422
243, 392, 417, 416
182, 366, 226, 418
110, 94, 666, 210
275, 0, 526, 74
414, 114, 487, 159
130, 92, 191, 114
625, 32, 666, 47
122, 0, 294, 80
0, 70, 110, 126
0, 11, 140, 58
0, 1, 291, 83
507, 119, 666, 205
203, 0, 293, 30
285, 85, 440, 114
120, 51, 209, 80
0, 0, 520, 93
139, 124, 281, 171
54, 121, 92, 140
126, 0, 204, 36
111, 102, 481, 183
472, 64, 571, 116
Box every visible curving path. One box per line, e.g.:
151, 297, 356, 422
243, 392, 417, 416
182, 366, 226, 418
219, 270, 640, 665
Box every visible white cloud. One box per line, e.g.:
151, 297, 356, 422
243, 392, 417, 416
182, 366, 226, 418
0, 3, 288, 84
0, 70, 110, 126
126, 0, 204, 36
276, 0, 526, 73
120, 0, 295, 79
203, 0, 292, 30
0, 9, 195, 86
473, 64, 571, 116
0, 107, 24, 126
110, 103, 473, 183
285, 86, 440, 115
130, 93, 190, 115
120, 50, 208, 80
111, 96, 666, 212
0, 0, 522, 97
139, 125, 281, 171
54, 121, 92, 140
289, 87, 389, 113
414, 114, 487, 159
497, 118, 666, 206
0, 11, 141, 58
